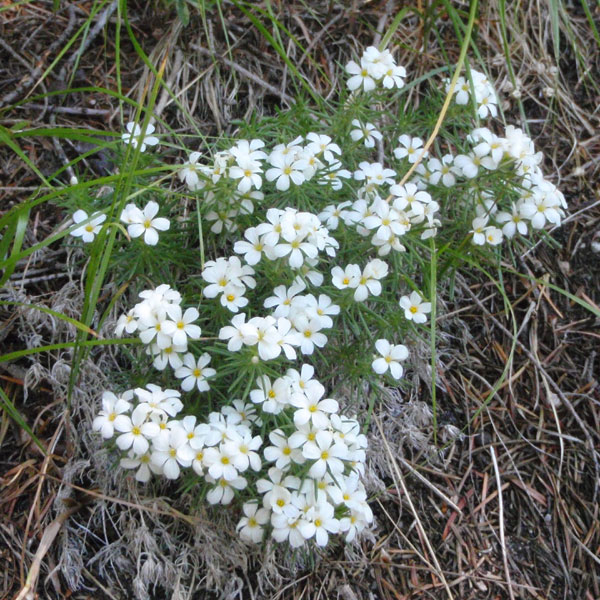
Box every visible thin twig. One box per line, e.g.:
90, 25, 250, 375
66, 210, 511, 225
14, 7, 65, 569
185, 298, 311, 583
14, 104, 111, 116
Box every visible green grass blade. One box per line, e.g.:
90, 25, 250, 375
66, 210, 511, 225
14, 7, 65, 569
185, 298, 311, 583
0, 338, 138, 364
0, 386, 48, 456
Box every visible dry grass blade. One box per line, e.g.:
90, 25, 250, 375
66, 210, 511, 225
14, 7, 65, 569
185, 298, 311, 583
15, 502, 84, 600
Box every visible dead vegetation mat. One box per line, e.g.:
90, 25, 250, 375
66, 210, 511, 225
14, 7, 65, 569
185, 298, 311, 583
1, 1, 599, 599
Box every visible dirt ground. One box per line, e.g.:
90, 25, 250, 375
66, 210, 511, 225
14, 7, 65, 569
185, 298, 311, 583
1, 1, 599, 599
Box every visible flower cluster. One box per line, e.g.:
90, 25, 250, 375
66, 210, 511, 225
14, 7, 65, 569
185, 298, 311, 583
114, 285, 208, 380
218, 282, 339, 359
201, 256, 256, 313
446, 68, 498, 118
88, 44, 570, 555
244, 367, 372, 546
234, 207, 339, 270
320, 177, 441, 255
345, 46, 406, 92
331, 258, 388, 302
92, 386, 259, 489
94, 367, 373, 548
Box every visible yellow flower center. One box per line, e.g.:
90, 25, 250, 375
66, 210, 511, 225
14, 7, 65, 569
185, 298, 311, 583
283, 446, 291, 455
248, 517, 257, 527
193, 368, 202, 377
169, 448, 177, 458
276, 498, 285, 507
320, 450, 329, 460
268, 390, 276, 398
314, 518, 322, 527
221, 456, 230, 464
226, 294, 235, 302
132, 426, 141, 436
108, 412, 116, 422
143, 219, 152, 229
410, 306, 418, 313
85, 224, 94, 232
187, 432, 195, 439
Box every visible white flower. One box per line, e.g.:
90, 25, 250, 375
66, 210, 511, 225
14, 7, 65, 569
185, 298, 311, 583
265, 153, 306, 190
470, 215, 489, 245
237, 502, 270, 543
121, 122, 159, 152
222, 430, 263, 472
372, 339, 409, 379
263, 280, 306, 318
220, 284, 248, 313
70, 210, 106, 243
150, 343, 186, 371
114, 405, 160, 455
161, 305, 201, 347
120, 450, 159, 482
150, 427, 194, 479
135, 384, 183, 418
308, 501, 340, 546
287, 315, 328, 355
305, 133, 342, 164
234, 227, 265, 265
178, 151, 205, 191
302, 430, 347, 478
290, 383, 338, 429
174, 353, 216, 392
399, 291, 432, 323
203, 445, 240, 481
173, 415, 211, 450
345, 58, 377, 92
264, 429, 304, 470
122, 201, 170, 246
331, 264, 361, 290
206, 475, 247, 505
93, 390, 133, 438
249, 316, 281, 361
496, 203, 528, 238
394, 135, 428, 163
483, 226, 503, 245
115, 309, 138, 337
250, 375, 290, 414
219, 313, 258, 351
350, 120, 382, 148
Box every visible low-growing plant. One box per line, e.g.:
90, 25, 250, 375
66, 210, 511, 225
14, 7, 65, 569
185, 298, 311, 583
59, 38, 567, 552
